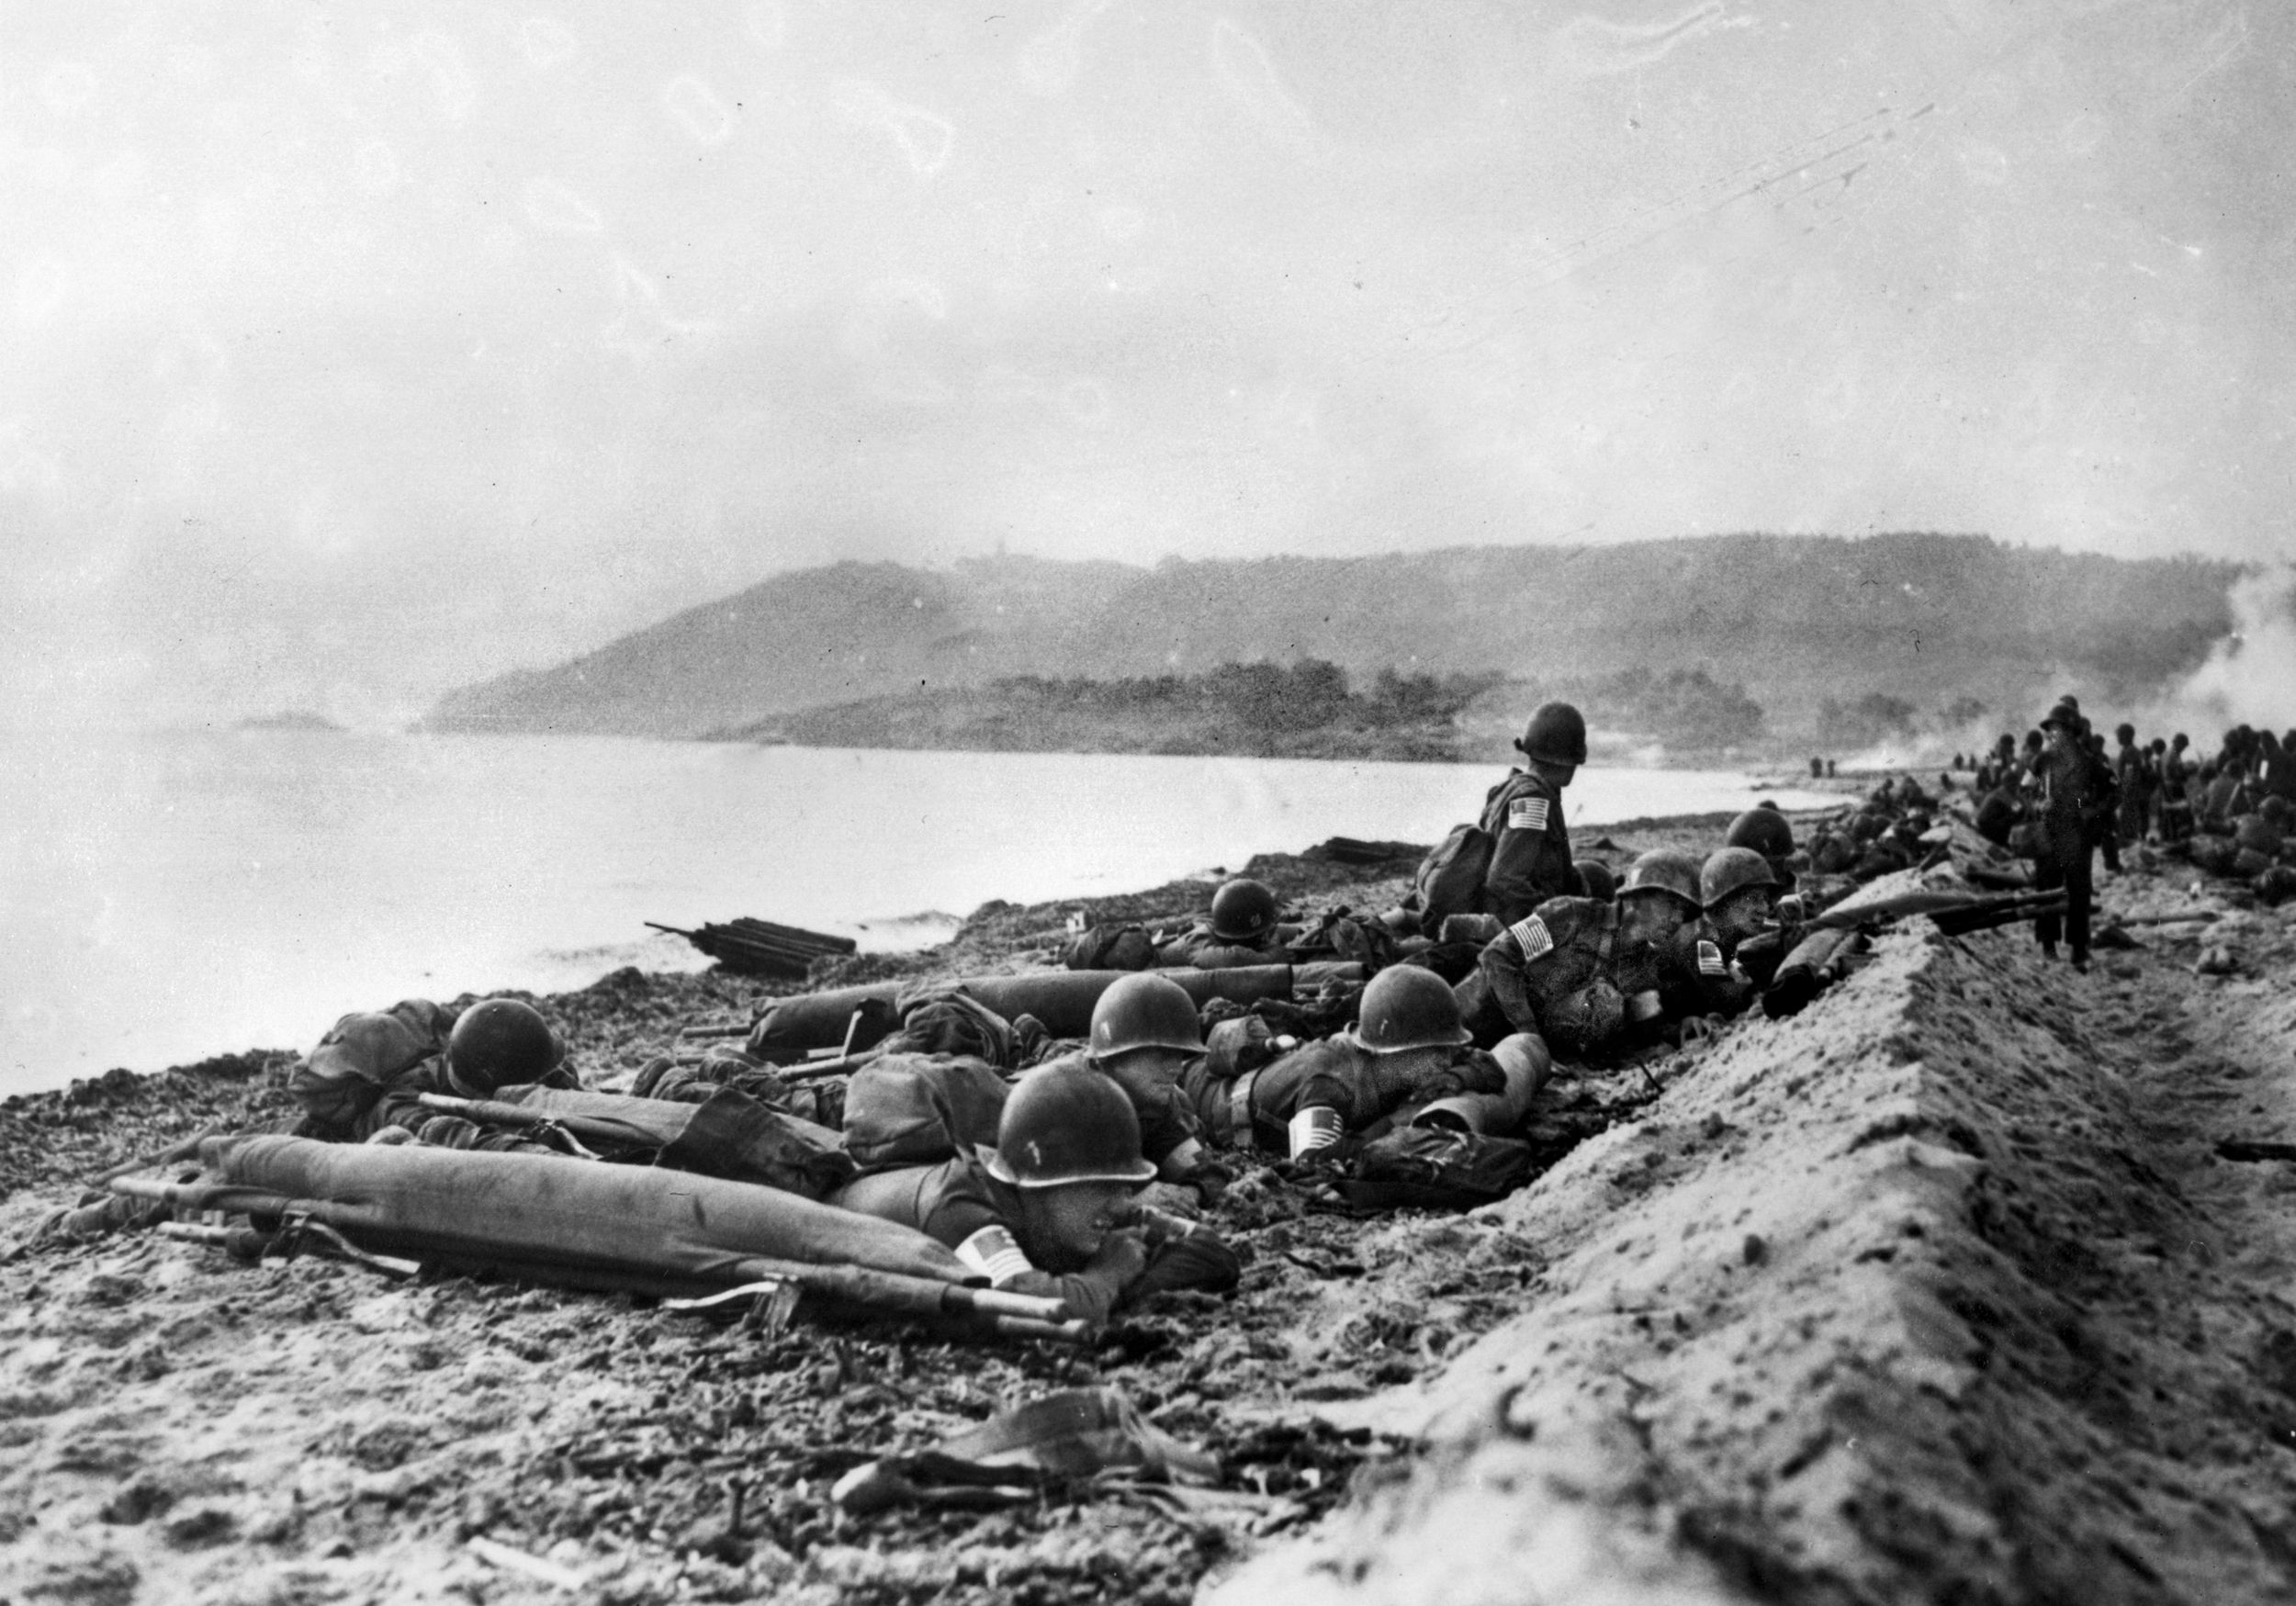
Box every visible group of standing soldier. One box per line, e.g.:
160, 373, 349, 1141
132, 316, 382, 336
1966, 703, 2296, 971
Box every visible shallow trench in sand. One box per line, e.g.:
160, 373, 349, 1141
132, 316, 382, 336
6, 852, 2296, 1605
1218, 882, 2296, 1605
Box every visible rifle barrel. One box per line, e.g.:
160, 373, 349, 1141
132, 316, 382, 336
414, 1093, 655, 1149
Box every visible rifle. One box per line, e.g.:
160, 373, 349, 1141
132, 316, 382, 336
414, 1092, 655, 1158
680, 1021, 758, 1040
1758, 889, 2068, 1017
118, 1175, 1089, 1342
1805, 887, 2065, 933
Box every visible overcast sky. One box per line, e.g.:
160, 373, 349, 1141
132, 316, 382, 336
2, 0, 2288, 727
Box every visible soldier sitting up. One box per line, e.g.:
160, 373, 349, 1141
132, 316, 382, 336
1480, 702, 1586, 926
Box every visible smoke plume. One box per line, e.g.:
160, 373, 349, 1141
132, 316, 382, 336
2144, 566, 2296, 742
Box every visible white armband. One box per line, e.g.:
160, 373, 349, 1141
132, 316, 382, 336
954, 1225, 1035, 1286
1288, 1106, 1345, 1160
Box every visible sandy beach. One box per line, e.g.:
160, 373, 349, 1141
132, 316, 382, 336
6, 803, 2296, 1605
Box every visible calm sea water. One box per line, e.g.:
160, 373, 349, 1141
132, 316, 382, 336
0, 729, 1835, 1095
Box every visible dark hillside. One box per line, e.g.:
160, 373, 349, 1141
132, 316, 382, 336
422, 535, 2237, 744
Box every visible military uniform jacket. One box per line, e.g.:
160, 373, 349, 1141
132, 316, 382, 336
829, 1146, 1244, 1304
1659, 919, 1750, 1019
1177, 1035, 1503, 1152
831, 1145, 1023, 1252
290, 1001, 577, 1142
1154, 922, 1300, 971
1479, 770, 1574, 927
2026, 746, 2112, 864
1472, 896, 1665, 1056
1180, 1037, 1356, 1151
2114, 744, 2155, 802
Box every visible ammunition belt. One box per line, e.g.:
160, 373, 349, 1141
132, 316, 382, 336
1220, 1068, 1262, 1149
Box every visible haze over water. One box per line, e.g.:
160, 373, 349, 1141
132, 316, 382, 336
0, 728, 1833, 1097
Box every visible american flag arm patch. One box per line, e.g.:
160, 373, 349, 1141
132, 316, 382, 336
1697, 939, 1728, 978
1508, 915, 1554, 960
1506, 795, 1550, 833
955, 1225, 1035, 1286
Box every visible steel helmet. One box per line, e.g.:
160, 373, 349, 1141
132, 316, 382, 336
445, 999, 561, 1097
2115, 722, 2136, 744
985, 1061, 1157, 1188
1208, 878, 1280, 942
1724, 807, 1795, 859
1618, 850, 1705, 912
1575, 860, 1617, 901
1089, 972, 1203, 1059
2041, 700, 2083, 734
1350, 965, 1472, 1054
1514, 702, 1589, 768
1700, 847, 1780, 909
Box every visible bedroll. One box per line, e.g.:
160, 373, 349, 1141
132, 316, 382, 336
747, 964, 1356, 1062
201, 1133, 965, 1290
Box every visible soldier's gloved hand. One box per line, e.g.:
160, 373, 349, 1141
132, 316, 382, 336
1734, 929, 1784, 965
1088, 1227, 1150, 1284
1129, 1231, 1244, 1299
1037, 1230, 1150, 1331
1003, 1268, 1102, 1330
1436, 1048, 1509, 1100
1677, 1015, 1721, 1046
1189, 1160, 1233, 1207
